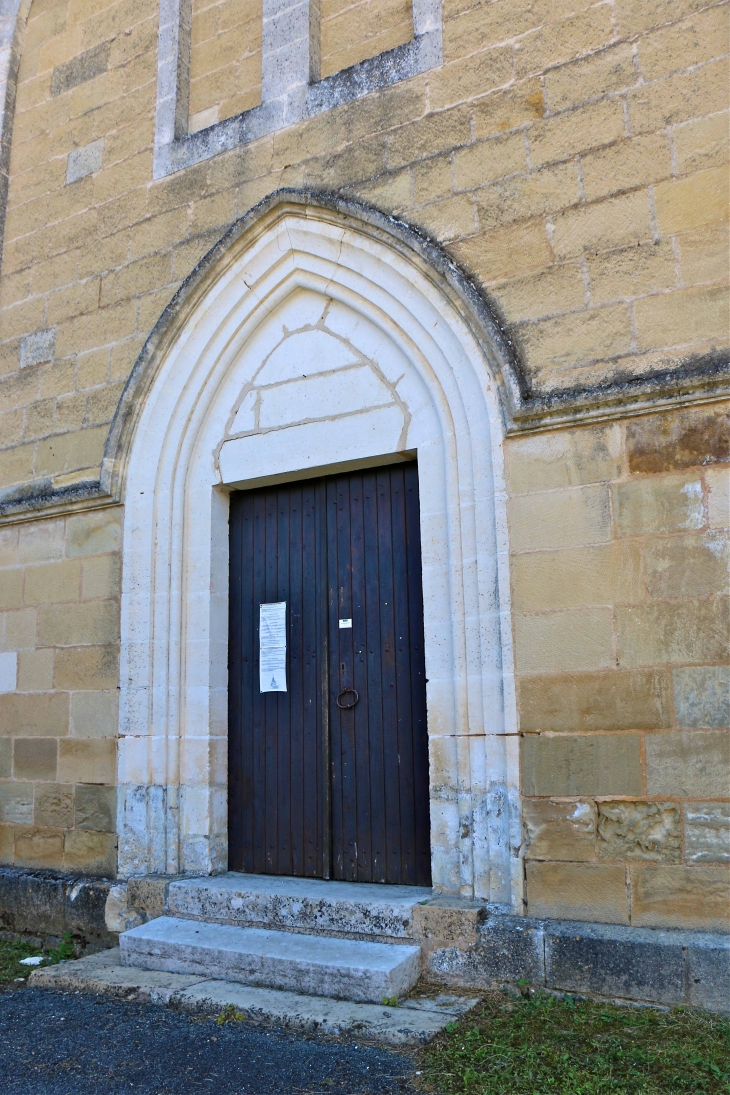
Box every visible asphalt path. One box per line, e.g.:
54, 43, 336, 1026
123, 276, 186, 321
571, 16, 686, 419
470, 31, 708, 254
0, 987, 419, 1095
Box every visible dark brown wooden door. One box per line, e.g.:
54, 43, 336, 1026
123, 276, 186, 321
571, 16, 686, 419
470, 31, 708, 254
228, 463, 431, 886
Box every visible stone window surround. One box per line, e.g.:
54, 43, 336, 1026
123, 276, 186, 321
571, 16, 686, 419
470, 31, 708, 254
154, 0, 443, 178
115, 195, 520, 907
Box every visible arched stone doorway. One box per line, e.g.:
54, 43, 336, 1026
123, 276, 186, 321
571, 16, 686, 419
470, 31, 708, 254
112, 194, 520, 909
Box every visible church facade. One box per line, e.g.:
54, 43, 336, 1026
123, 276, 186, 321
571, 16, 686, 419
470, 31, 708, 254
0, 0, 727, 1006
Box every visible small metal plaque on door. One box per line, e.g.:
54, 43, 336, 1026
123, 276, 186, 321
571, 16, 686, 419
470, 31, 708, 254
338, 618, 352, 628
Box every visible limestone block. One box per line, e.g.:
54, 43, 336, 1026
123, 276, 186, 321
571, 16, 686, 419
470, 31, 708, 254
66, 138, 104, 184
635, 284, 728, 351
673, 666, 730, 729
19, 328, 55, 369
0, 652, 18, 694
38, 601, 119, 648
511, 541, 644, 611
66, 510, 123, 556
0, 782, 33, 825
508, 484, 611, 552
51, 42, 111, 97
0, 569, 23, 610
104, 883, 145, 932
127, 876, 170, 920
644, 532, 729, 600
4, 608, 38, 651
34, 783, 75, 829
612, 473, 704, 537
58, 739, 116, 785
526, 862, 629, 924
16, 519, 65, 565
684, 804, 730, 864
586, 239, 677, 305
54, 645, 119, 690
0, 693, 69, 737
64, 829, 117, 876
523, 799, 597, 862
81, 555, 121, 601
521, 734, 642, 797
0, 740, 10, 779
630, 864, 730, 932
70, 691, 119, 739
597, 801, 681, 862
13, 738, 58, 782
74, 784, 117, 832
24, 559, 81, 605
0, 824, 13, 862
517, 668, 672, 732
14, 826, 65, 870
514, 607, 613, 673
257, 367, 392, 429
706, 466, 730, 529
625, 406, 730, 475
616, 599, 729, 667
645, 731, 730, 797
543, 42, 636, 111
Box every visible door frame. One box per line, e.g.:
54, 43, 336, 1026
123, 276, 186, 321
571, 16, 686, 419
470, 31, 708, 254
114, 196, 520, 907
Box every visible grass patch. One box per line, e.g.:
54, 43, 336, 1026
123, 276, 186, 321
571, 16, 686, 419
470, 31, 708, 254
0, 933, 75, 988
419, 991, 730, 1094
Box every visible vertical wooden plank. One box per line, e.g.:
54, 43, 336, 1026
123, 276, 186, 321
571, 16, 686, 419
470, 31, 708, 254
347, 473, 372, 880
362, 469, 386, 882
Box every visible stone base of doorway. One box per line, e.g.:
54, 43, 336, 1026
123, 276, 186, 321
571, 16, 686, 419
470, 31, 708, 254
29, 949, 478, 1046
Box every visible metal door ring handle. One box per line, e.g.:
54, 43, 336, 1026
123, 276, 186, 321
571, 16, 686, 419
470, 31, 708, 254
336, 688, 359, 709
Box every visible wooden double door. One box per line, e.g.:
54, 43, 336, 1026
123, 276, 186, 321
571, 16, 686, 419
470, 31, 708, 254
228, 463, 431, 886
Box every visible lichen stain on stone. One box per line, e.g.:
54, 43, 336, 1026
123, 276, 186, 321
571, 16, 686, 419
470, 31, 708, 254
627, 403, 730, 474
597, 801, 681, 862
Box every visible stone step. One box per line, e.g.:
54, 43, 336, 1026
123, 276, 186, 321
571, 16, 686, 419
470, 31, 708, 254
167, 873, 432, 940
120, 916, 422, 1003
31, 948, 478, 1046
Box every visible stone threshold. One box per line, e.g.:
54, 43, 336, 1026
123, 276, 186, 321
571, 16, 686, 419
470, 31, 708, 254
30, 949, 478, 1046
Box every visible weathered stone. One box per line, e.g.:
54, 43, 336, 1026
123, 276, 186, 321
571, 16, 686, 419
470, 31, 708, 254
630, 864, 730, 932
0, 781, 33, 824
127, 876, 170, 920
686, 936, 730, 1012
523, 798, 596, 861
617, 599, 729, 667
0, 693, 69, 737
51, 42, 111, 97
426, 915, 545, 988
65, 511, 123, 557
64, 830, 117, 877
644, 532, 729, 600
505, 425, 623, 493
14, 827, 64, 869
517, 669, 672, 732
612, 473, 704, 536
0, 865, 117, 945
521, 734, 642, 797
597, 801, 681, 862
684, 803, 730, 864
514, 607, 613, 673
673, 666, 730, 728
13, 738, 58, 782
34, 784, 74, 829
526, 862, 629, 923
74, 785, 117, 833
645, 731, 730, 797
19, 328, 55, 370
0, 739, 10, 779
66, 139, 104, 185
626, 407, 730, 474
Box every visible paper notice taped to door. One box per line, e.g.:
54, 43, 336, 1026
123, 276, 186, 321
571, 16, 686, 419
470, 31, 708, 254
259, 602, 287, 692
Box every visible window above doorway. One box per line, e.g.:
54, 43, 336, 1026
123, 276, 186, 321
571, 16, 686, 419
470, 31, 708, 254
154, 0, 443, 177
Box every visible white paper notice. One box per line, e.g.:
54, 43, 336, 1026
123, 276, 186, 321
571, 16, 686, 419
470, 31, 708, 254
259, 602, 287, 692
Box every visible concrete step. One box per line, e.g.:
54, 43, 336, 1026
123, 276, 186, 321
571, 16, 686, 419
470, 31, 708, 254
31, 948, 478, 1046
120, 916, 421, 1003
167, 873, 432, 940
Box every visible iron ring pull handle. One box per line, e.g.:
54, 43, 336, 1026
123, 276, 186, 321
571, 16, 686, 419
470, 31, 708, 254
336, 687, 359, 710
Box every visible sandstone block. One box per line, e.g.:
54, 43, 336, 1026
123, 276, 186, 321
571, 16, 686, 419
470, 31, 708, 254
706, 466, 729, 529
411, 157, 452, 207
493, 262, 586, 324
635, 284, 728, 351
81, 555, 121, 601
54, 644, 119, 690
448, 219, 553, 284
515, 303, 633, 373
0, 693, 69, 737
413, 195, 477, 243
551, 191, 652, 261
581, 132, 672, 203
674, 666, 729, 729
74, 783, 116, 832
511, 541, 644, 612
34, 783, 74, 829
0, 823, 13, 863
586, 239, 677, 305
386, 108, 472, 172
646, 731, 730, 797
597, 801, 680, 862
35, 426, 108, 480
526, 862, 628, 923
514, 607, 613, 674
523, 798, 597, 862
626, 405, 729, 474
509, 483, 611, 552
634, 2, 728, 80
506, 424, 623, 493
612, 473, 704, 537
529, 98, 625, 169
427, 46, 515, 112
472, 80, 545, 140
673, 112, 729, 176
64, 828, 117, 876
521, 733, 642, 797
24, 559, 81, 605
4, 608, 38, 651
617, 599, 729, 667
514, 5, 615, 81
58, 739, 116, 785
518, 668, 673, 733
14, 826, 64, 870
543, 43, 637, 112
0, 569, 22, 610
0, 781, 33, 825
684, 804, 730, 864
452, 133, 526, 192
628, 56, 726, 136
0, 739, 9, 779
70, 690, 119, 739
13, 738, 58, 782
644, 532, 728, 600
38, 600, 119, 648
630, 864, 730, 932
478, 161, 580, 231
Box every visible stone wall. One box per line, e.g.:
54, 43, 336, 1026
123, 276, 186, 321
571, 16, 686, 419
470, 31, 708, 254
0, 508, 120, 876
0, 0, 727, 927
506, 403, 729, 930
320, 0, 414, 79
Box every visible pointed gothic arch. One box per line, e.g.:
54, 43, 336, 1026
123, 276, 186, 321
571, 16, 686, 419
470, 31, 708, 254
113, 192, 521, 908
